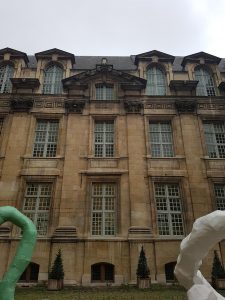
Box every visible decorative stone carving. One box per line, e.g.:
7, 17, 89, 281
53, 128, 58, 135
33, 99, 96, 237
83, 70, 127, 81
65, 100, 85, 113
175, 100, 196, 113
10, 98, 33, 112
124, 100, 143, 113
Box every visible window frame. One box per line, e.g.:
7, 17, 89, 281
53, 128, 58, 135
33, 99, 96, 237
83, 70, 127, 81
203, 121, 225, 159
91, 182, 117, 237
153, 182, 184, 237
194, 67, 216, 96
0, 64, 14, 93
149, 121, 174, 158
32, 119, 59, 158
42, 64, 64, 95
214, 184, 225, 210
93, 119, 115, 158
146, 65, 167, 96
95, 83, 114, 100
22, 182, 53, 236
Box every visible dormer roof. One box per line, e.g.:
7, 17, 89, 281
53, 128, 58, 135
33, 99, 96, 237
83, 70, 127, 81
62, 64, 146, 91
181, 51, 221, 67
0, 47, 29, 64
35, 48, 75, 64
135, 50, 175, 65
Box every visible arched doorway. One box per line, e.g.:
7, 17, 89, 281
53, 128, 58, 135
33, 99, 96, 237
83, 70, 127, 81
19, 262, 39, 282
165, 261, 177, 282
91, 262, 114, 283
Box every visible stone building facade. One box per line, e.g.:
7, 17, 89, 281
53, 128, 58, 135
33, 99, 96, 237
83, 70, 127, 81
0, 47, 225, 285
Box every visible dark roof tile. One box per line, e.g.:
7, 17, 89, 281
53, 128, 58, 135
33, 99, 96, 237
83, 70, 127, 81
26, 55, 225, 73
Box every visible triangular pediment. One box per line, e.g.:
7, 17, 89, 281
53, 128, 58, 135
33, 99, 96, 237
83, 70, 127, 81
62, 64, 146, 90
35, 48, 75, 64
182, 51, 221, 66
135, 50, 175, 64
0, 47, 29, 63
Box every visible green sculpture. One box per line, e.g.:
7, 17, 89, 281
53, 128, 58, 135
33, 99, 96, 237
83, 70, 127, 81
0, 206, 37, 300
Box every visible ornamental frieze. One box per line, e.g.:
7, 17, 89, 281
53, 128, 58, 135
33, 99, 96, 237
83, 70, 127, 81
175, 100, 196, 113
65, 100, 85, 113
124, 100, 143, 113
10, 98, 33, 112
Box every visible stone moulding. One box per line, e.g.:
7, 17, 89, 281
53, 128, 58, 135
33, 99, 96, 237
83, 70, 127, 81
64, 100, 85, 113
10, 98, 33, 112
128, 227, 152, 240
124, 100, 143, 113
51, 226, 77, 243
0, 226, 10, 238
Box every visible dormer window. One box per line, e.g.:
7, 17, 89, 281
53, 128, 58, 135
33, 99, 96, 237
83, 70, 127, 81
43, 64, 63, 94
95, 83, 113, 100
0, 64, 14, 93
146, 66, 166, 96
194, 67, 216, 96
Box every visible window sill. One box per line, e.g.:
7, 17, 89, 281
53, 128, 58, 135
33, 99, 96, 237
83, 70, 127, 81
145, 155, 185, 160
21, 155, 64, 160
201, 156, 225, 160
155, 236, 184, 241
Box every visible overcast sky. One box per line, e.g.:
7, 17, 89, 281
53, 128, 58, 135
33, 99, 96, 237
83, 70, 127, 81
1, 0, 225, 57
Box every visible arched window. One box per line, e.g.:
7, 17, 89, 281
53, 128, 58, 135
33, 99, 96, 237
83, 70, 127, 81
0, 64, 14, 93
194, 67, 216, 96
43, 64, 63, 94
19, 262, 39, 282
91, 262, 114, 282
146, 66, 166, 95
165, 261, 177, 282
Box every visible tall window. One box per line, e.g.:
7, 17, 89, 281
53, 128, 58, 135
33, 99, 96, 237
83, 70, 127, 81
194, 68, 216, 96
214, 185, 225, 210
33, 120, 59, 158
94, 121, 114, 157
154, 183, 184, 236
22, 183, 52, 235
0, 64, 14, 93
43, 64, 63, 94
149, 122, 174, 157
95, 84, 113, 100
203, 122, 225, 158
146, 66, 166, 95
91, 183, 116, 236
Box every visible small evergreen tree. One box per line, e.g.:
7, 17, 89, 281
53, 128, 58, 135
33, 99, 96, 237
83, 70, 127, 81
212, 250, 225, 286
136, 246, 150, 279
49, 249, 64, 280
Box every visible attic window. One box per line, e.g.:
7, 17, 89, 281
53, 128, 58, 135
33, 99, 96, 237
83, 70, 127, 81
95, 83, 114, 100
0, 64, 14, 93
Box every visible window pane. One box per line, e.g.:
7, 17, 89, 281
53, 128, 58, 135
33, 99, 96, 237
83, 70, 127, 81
43, 65, 63, 94
94, 121, 114, 157
214, 185, 225, 210
203, 122, 225, 158
149, 122, 174, 157
33, 120, 59, 158
195, 68, 216, 96
0, 65, 14, 93
96, 84, 114, 100
91, 183, 116, 236
155, 183, 184, 236
146, 67, 166, 96
23, 183, 52, 236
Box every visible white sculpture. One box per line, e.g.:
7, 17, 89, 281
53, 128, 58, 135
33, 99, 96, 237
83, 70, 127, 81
174, 210, 225, 300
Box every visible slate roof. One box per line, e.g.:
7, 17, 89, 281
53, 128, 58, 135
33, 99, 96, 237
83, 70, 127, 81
27, 54, 225, 73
